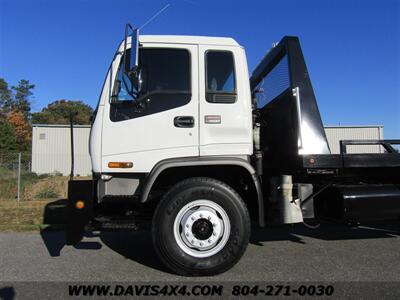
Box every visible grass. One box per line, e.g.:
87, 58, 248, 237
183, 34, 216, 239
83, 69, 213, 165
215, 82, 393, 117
0, 172, 69, 231
0, 170, 68, 201
0, 199, 68, 231
35, 188, 59, 199
0, 170, 90, 231
0, 167, 50, 200
0, 200, 53, 231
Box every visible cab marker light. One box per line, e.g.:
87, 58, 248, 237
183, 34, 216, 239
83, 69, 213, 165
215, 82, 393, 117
108, 162, 133, 168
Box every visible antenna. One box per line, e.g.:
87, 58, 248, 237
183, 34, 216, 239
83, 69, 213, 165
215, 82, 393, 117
139, 3, 171, 30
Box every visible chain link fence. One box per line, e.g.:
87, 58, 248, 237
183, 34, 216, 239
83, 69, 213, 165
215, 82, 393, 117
0, 152, 68, 201
0, 152, 30, 201
0, 146, 90, 202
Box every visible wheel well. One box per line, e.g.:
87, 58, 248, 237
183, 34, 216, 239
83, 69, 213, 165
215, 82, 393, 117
147, 165, 259, 222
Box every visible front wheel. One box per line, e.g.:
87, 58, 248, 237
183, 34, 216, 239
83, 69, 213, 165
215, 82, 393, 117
152, 177, 251, 276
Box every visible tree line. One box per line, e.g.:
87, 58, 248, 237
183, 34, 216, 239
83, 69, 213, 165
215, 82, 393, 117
0, 78, 93, 152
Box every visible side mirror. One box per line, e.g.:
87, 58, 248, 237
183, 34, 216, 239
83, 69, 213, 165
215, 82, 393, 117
136, 68, 143, 93
128, 66, 145, 96
123, 24, 139, 76
111, 79, 122, 103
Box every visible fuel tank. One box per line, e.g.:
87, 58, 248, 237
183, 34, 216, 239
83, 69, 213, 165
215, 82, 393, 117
315, 184, 400, 221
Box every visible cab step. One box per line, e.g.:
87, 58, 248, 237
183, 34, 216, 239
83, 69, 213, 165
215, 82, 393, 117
91, 215, 150, 231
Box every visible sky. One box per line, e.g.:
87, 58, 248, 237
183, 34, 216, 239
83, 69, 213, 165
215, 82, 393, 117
0, 0, 399, 138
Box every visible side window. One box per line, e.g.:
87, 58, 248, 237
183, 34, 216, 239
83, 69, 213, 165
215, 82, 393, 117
206, 51, 236, 103
110, 48, 191, 122
140, 49, 190, 93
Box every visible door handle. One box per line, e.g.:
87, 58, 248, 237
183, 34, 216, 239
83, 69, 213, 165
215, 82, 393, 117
174, 116, 194, 128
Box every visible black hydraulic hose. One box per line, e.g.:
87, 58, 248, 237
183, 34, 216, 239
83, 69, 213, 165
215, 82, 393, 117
300, 183, 333, 229
303, 219, 320, 229
300, 182, 333, 209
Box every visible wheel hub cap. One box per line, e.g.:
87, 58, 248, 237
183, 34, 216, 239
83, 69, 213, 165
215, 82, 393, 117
192, 218, 213, 240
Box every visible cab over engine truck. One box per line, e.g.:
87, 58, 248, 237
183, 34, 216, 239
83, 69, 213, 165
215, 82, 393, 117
67, 25, 400, 276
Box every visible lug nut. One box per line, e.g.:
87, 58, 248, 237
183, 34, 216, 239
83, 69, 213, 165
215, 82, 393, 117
208, 216, 211, 220
213, 232, 216, 236
200, 242, 203, 246
208, 239, 212, 243
200, 213, 203, 218
212, 223, 216, 227
186, 232, 189, 236
186, 224, 189, 228
191, 240, 194, 244
191, 216, 195, 221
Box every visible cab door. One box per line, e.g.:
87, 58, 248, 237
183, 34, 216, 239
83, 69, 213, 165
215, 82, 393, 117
198, 45, 253, 156
101, 44, 199, 173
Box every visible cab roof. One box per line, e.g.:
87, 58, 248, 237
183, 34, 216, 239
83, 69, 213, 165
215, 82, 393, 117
139, 35, 240, 47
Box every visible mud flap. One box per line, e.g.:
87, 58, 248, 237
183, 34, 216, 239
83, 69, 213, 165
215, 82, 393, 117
66, 180, 94, 245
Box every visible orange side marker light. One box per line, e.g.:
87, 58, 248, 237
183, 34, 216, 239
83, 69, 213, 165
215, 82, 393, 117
76, 200, 85, 209
108, 162, 133, 168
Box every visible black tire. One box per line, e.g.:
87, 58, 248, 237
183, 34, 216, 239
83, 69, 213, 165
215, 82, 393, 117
152, 177, 251, 276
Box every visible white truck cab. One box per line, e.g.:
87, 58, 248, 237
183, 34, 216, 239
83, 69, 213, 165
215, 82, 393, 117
90, 35, 253, 174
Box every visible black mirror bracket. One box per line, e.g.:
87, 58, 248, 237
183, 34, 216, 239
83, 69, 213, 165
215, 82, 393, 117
123, 23, 139, 75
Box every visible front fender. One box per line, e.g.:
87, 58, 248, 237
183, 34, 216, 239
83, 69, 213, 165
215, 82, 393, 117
140, 156, 265, 227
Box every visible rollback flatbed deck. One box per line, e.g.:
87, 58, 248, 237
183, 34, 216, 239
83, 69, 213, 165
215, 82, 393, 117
250, 36, 400, 222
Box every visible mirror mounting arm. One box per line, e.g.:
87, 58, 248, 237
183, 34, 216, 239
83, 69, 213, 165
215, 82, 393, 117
123, 23, 139, 74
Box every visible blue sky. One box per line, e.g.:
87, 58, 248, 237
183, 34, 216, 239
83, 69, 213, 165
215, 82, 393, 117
0, 0, 399, 138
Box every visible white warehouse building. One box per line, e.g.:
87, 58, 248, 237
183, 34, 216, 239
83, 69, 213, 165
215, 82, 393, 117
324, 125, 384, 154
31, 124, 92, 176
31, 124, 384, 176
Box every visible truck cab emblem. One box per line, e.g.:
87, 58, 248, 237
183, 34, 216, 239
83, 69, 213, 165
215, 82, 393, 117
204, 115, 221, 124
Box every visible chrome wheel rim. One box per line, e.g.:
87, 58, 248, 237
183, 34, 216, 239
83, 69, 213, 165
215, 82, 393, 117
173, 199, 231, 258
